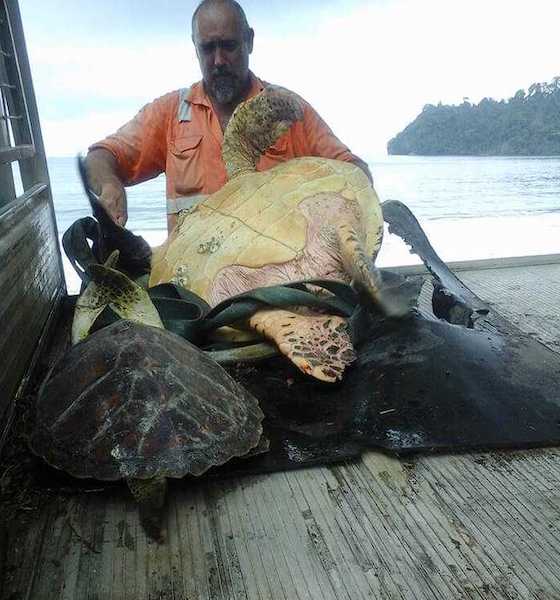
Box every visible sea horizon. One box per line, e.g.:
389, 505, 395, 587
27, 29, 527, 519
43, 154, 560, 293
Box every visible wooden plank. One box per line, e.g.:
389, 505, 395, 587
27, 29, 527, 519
4, 1, 50, 190
2, 262, 560, 599
0, 100, 16, 206
0, 143, 34, 163
0, 2, 32, 150
460, 263, 560, 352
259, 474, 335, 600
171, 489, 204, 600
0, 181, 47, 217
0, 284, 62, 452
0, 163, 15, 208
0, 185, 64, 449
0, 0, 66, 288
392, 253, 560, 276
1, 499, 62, 599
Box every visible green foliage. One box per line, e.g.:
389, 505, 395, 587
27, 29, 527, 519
387, 77, 560, 156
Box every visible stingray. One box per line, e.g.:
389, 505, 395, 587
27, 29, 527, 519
61, 162, 560, 467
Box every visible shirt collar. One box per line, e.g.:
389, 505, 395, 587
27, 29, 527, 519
186, 71, 264, 108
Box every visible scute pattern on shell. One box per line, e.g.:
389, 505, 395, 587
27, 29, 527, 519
31, 320, 264, 481
150, 157, 382, 304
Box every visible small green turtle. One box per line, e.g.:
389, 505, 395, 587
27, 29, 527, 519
31, 264, 264, 541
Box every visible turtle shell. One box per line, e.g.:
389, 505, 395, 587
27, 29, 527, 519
31, 320, 264, 481
149, 157, 383, 304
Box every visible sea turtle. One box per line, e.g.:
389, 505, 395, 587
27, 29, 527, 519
30, 301, 264, 540
70, 87, 411, 382
148, 87, 409, 382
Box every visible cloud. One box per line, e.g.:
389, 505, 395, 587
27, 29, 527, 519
41, 110, 139, 156
23, 0, 560, 157
254, 0, 560, 157
29, 41, 198, 104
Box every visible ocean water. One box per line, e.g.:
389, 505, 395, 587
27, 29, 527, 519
46, 155, 560, 293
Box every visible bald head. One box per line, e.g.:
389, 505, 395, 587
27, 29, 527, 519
192, 0, 250, 40
192, 0, 254, 108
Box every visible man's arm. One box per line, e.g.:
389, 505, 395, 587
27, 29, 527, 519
86, 92, 174, 226
86, 148, 128, 226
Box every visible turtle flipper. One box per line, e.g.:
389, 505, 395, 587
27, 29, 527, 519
248, 308, 356, 382
126, 476, 168, 543
336, 220, 418, 318
72, 260, 163, 344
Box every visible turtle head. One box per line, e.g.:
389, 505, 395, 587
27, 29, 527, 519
255, 86, 304, 147
222, 86, 304, 180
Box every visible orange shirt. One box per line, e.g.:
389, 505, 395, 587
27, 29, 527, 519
91, 73, 360, 214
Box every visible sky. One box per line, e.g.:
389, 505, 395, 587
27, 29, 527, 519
18, 0, 560, 159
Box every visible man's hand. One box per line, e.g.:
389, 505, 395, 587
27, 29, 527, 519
85, 149, 128, 227
99, 180, 128, 226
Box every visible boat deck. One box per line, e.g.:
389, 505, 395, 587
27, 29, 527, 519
2, 258, 560, 600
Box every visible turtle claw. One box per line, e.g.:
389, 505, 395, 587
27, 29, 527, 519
127, 476, 168, 543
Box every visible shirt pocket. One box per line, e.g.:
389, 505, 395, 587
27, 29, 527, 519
169, 134, 204, 195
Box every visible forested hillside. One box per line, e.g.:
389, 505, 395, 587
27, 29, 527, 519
387, 77, 560, 155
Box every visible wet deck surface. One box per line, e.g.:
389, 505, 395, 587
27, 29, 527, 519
2, 260, 560, 600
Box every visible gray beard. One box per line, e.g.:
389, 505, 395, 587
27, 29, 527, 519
211, 75, 237, 105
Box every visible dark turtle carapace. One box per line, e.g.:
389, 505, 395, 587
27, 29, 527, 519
31, 320, 264, 540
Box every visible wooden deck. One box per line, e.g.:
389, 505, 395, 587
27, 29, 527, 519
2, 259, 560, 600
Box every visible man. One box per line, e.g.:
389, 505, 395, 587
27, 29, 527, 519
87, 0, 372, 233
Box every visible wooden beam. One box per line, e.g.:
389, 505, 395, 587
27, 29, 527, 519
0, 184, 64, 451
390, 253, 560, 276
0, 181, 46, 217
0, 142, 33, 163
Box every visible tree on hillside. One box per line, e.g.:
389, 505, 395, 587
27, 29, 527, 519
387, 77, 560, 156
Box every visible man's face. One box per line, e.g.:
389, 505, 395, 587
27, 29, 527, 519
193, 5, 254, 106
